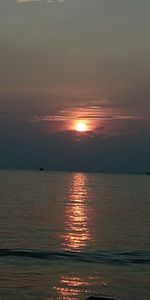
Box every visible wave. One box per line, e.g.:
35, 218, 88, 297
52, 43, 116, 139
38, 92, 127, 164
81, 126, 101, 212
0, 249, 150, 265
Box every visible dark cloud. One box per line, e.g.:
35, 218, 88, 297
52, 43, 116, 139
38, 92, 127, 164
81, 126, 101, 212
0, 129, 150, 173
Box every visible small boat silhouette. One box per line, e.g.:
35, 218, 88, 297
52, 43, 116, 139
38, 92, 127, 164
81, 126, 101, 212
39, 167, 44, 171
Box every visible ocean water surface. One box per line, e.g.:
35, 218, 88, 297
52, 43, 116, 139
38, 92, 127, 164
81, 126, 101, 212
0, 170, 150, 300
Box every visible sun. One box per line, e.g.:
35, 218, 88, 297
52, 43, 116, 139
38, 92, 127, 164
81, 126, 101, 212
75, 121, 88, 132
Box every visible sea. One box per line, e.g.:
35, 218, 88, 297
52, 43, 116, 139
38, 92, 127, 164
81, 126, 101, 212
0, 170, 150, 300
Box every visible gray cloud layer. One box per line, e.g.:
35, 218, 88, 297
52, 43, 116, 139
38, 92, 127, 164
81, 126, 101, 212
0, 0, 150, 171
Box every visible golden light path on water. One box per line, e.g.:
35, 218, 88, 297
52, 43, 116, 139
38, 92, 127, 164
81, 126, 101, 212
48, 174, 104, 300
52, 275, 93, 300
49, 173, 91, 299
49, 274, 108, 300
61, 173, 91, 251
45, 173, 108, 300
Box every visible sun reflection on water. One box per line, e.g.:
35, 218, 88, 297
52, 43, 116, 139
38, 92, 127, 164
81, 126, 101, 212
53, 275, 90, 300
46, 274, 108, 300
44, 173, 109, 300
61, 173, 91, 251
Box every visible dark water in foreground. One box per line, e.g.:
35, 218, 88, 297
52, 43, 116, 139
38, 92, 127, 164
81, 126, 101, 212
0, 171, 150, 300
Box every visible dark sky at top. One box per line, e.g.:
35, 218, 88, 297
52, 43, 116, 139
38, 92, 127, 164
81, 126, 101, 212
0, 0, 150, 172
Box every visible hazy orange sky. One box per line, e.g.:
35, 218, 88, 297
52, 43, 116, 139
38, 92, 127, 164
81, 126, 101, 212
0, 0, 150, 172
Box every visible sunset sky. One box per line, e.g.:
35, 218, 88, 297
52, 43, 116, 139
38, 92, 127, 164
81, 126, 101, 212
0, 0, 150, 172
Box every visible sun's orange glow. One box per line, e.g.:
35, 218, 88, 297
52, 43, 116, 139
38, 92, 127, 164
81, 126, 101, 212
75, 121, 88, 132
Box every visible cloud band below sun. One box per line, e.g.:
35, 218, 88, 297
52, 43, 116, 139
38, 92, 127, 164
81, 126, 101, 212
27, 105, 144, 136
